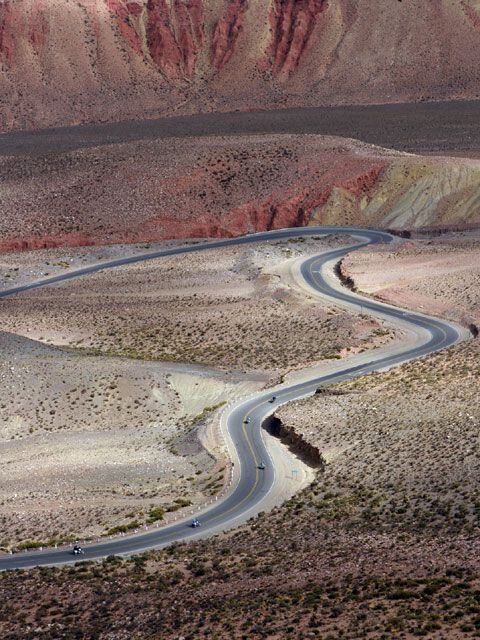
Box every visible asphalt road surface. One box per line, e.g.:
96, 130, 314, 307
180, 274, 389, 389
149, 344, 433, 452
0, 227, 463, 570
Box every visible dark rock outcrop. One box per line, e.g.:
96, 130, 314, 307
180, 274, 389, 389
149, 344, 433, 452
263, 414, 325, 469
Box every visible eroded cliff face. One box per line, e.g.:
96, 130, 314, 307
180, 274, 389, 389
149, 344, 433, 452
146, 0, 204, 80
106, 0, 144, 56
0, 134, 390, 252
264, 414, 325, 469
2, 0, 480, 131
268, 0, 327, 77
211, 0, 247, 71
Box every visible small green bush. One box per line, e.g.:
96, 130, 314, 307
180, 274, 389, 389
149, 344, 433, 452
106, 520, 140, 535
147, 507, 165, 523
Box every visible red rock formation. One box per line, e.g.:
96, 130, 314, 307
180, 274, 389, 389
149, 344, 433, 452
0, 1, 16, 66
175, 0, 204, 78
29, 0, 48, 52
339, 166, 384, 199
146, 1, 182, 79
268, 0, 327, 77
0, 154, 386, 253
211, 0, 247, 71
224, 192, 317, 235
3, 0, 480, 132
461, 1, 480, 30
106, 0, 143, 56
227, 165, 384, 235
146, 0, 204, 80
0, 233, 96, 253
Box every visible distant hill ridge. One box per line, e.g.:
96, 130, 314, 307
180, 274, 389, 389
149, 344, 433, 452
1, 0, 480, 131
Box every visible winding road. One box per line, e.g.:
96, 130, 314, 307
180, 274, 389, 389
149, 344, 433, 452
0, 226, 464, 570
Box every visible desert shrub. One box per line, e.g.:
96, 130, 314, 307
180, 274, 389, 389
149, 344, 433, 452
106, 520, 140, 535
147, 507, 165, 523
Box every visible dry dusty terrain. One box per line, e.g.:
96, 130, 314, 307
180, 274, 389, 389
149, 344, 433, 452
2, 0, 480, 131
0, 330, 264, 549
0, 238, 201, 293
0, 235, 394, 549
0, 236, 395, 374
342, 230, 480, 329
278, 339, 480, 536
1, 234, 477, 639
0, 339, 479, 639
2, 133, 480, 253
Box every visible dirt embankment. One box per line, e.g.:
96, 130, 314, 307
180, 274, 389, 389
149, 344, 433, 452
263, 414, 324, 469
340, 231, 480, 332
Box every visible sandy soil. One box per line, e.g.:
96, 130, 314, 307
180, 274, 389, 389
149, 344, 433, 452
342, 231, 480, 328
0, 331, 264, 548
0, 237, 394, 374
0, 238, 205, 293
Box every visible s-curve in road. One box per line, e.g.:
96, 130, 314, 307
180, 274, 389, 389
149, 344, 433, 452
0, 227, 466, 570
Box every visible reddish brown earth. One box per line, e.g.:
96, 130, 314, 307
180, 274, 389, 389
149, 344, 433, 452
2, 0, 480, 131
0, 135, 383, 252
146, 0, 204, 80
2, 133, 480, 253
211, 0, 247, 71
268, 0, 327, 78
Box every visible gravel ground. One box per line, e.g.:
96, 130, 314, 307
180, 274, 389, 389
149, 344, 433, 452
0, 330, 264, 548
0, 237, 392, 373
343, 230, 480, 328
0, 235, 390, 548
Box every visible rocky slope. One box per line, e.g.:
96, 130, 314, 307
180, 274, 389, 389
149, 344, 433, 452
2, 0, 480, 131
1, 134, 480, 252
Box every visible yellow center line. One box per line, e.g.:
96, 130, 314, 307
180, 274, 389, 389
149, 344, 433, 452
198, 406, 263, 527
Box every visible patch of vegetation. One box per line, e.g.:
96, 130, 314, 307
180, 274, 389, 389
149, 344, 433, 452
192, 402, 227, 424
106, 520, 140, 536
166, 498, 193, 513
15, 540, 45, 551
147, 507, 165, 523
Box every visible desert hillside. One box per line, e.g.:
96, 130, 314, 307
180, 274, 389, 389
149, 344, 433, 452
2, 0, 480, 130
2, 134, 480, 252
